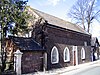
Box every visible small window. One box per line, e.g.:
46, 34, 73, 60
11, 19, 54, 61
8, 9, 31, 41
96, 43, 98, 47
64, 47, 70, 62
29, 31, 32, 37
84, 42, 87, 46
81, 47, 85, 59
51, 46, 59, 64
94, 52, 98, 59
25, 34, 28, 37
73, 46, 77, 51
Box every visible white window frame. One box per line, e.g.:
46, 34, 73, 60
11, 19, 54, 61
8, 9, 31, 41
81, 47, 85, 59
51, 46, 59, 64
29, 31, 32, 37
63, 47, 70, 62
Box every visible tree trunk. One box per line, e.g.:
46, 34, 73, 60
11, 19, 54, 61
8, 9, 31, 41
87, 21, 90, 33
82, 18, 85, 30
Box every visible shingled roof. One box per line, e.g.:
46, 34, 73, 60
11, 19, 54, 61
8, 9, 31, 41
29, 6, 90, 35
9, 36, 44, 51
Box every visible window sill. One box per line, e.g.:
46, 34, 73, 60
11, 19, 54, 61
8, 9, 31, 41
51, 62, 59, 64
64, 60, 70, 62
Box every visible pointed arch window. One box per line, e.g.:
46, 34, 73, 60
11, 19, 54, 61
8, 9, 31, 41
64, 47, 70, 62
81, 47, 85, 59
51, 46, 59, 64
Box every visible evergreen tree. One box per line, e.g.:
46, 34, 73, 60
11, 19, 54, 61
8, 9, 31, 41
0, 0, 28, 72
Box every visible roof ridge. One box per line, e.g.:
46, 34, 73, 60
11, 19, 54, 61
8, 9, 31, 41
27, 6, 90, 35
27, 6, 46, 21
28, 6, 72, 23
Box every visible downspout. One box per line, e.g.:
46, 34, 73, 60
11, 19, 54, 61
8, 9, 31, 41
41, 21, 48, 72
41, 21, 47, 49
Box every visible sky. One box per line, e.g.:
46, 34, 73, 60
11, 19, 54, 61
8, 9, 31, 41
27, 0, 77, 20
27, 0, 100, 41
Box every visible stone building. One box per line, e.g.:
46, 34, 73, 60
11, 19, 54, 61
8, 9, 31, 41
5, 6, 92, 74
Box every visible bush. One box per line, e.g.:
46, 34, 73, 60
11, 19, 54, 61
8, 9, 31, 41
1, 70, 16, 75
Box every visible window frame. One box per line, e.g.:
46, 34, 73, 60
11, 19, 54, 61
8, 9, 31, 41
51, 46, 59, 64
29, 31, 32, 37
63, 47, 70, 62
81, 47, 85, 60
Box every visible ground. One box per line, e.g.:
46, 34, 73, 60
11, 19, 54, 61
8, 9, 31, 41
23, 60, 100, 75
62, 61, 100, 75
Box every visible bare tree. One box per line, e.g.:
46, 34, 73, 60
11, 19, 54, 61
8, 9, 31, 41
68, 0, 100, 32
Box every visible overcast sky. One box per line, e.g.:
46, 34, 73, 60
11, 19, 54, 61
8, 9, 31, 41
27, 0, 100, 41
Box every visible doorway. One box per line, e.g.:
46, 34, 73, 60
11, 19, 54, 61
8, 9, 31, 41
73, 51, 76, 66
73, 46, 78, 66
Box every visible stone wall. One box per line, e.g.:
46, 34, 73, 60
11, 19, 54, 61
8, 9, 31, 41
46, 25, 91, 46
78, 46, 91, 64
32, 23, 91, 70
45, 25, 91, 70
46, 45, 91, 70
21, 51, 44, 74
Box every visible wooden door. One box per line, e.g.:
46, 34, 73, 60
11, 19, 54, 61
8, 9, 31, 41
74, 51, 76, 66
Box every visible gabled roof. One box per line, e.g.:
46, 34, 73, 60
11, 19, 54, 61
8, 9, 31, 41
91, 37, 99, 46
28, 6, 90, 35
9, 36, 45, 51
